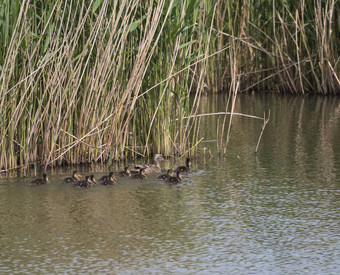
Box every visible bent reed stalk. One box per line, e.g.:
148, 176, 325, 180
0, 0, 338, 171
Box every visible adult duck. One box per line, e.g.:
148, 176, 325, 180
135, 154, 166, 174
157, 169, 173, 180
131, 168, 147, 180
28, 173, 49, 185
175, 157, 191, 173
118, 167, 131, 177
166, 170, 183, 184
63, 171, 82, 183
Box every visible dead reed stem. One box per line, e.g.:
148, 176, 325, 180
255, 111, 271, 154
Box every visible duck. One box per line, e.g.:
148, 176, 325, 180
73, 175, 92, 188
157, 169, 173, 180
28, 173, 49, 185
131, 168, 147, 180
100, 174, 116, 185
89, 175, 97, 185
118, 167, 131, 177
63, 171, 82, 183
98, 172, 115, 182
135, 154, 166, 174
166, 170, 183, 184
175, 157, 191, 173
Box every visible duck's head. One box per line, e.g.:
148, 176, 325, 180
85, 175, 90, 181
73, 170, 82, 179
43, 173, 48, 181
154, 154, 167, 162
109, 172, 114, 177
186, 158, 191, 166
124, 167, 130, 172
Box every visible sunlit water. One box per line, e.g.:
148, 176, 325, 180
1, 94, 340, 274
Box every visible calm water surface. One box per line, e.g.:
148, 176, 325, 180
1, 94, 340, 274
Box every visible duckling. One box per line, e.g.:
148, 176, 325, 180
118, 167, 131, 177
131, 168, 147, 180
98, 172, 115, 182
175, 157, 191, 173
63, 171, 82, 183
100, 174, 116, 185
157, 169, 173, 180
89, 175, 97, 186
135, 154, 167, 174
166, 170, 183, 184
73, 175, 91, 188
28, 173, 49, 185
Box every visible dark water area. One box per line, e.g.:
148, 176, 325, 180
1, 94, 339, 274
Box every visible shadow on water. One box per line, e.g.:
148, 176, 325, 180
0, 94, 339, 273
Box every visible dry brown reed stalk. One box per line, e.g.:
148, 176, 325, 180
179, 112, 264, 121
255, 111, 271, 154
223, 76, 240, 154
220, 31, 240, 154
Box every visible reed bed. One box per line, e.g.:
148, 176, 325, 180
0, 0, 338, 171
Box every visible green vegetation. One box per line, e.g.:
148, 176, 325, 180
0, 0, 339, 171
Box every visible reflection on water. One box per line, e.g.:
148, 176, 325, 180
1, 95, 340, 274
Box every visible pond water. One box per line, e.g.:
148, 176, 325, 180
1, 94, 340, 274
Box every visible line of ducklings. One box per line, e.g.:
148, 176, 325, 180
28, 156, 191, 187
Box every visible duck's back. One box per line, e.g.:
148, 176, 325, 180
135, 164, 161, 174
29, 179, 45, 185
101, 179, 116, 185
63, 177, 76, 183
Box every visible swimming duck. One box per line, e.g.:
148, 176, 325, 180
89, 175, 97, 185
166, 170, 183, 184
63, 171, 82, 183
131, 168, 147, 180
135, 154, 166, 174
118, 167, 131, 177
157, 169, 173, 180
98, 172, 115, 182
100, 174, 116, 185
28, 173, 49, 185
175, 157, 191, 173
73, 175, 92, 188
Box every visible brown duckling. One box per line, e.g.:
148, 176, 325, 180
28, 173, 49, 185
118, 167, 131, 177
157, 169, 173, 180
175, 157, 191, 173
100, 174, 116, 185
98, 172, 115, 182
135, 154, 167, 174
166, 170, 183, 184
73, 175, 91, 188
63, 171, 82, 183
131, 168, 147, 180
89, 175, 97, 186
